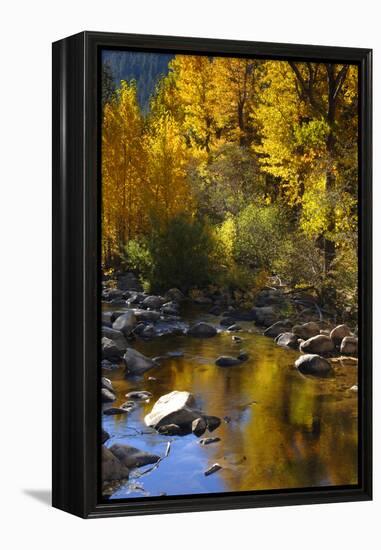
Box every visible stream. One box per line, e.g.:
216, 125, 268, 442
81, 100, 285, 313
102, 303, 358, 499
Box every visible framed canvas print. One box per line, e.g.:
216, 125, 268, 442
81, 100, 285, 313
52, 31, 372, 518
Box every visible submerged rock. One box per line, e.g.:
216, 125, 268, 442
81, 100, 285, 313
204, 415, 221, 432
123, 348, 156, 375
187, 322, 217, 338
295, 354, 333, 376
109, 443, 160, 469
215, 356, 241, 367
300, 334, 334, 354
215, 352, 248, 367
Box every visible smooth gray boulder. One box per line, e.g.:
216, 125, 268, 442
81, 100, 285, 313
109, 443, 160, 469
112, 311, 137, 336
102, 446, 129, 481
101, 377, 114, 393
340, 336, 358, 355
123, 348, 156, 375
295, 354, 333, 376
144, 391, 199, 430
300, 334, 334, 354
330, 324, 352, 346
187, 322, 217, 338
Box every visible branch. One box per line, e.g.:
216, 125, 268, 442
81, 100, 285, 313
289, 62, 326, 118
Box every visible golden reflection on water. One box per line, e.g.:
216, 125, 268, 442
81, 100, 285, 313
103, 324, 358, 496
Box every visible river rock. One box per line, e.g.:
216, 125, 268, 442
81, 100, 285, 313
123, 348, 156, 375
292, 322, 320, 340
264, 320, 293, 338
133, 309, 161, 323
144, 391, 199, 431
102, 326, 128, 353
101, 429, 110, 443
126, 390, 153, 400
253, 306, 276, 327
109, 443, 160, 469
120, 401, 137, 412
300, 334, 334, 354
112, 311, 137, 336
204, 415, 221, 432
227, 324, 242, 332
101, 359, 118, 370
142, 295, 165, 309
330, 324, 352, 346
101, 377, 114, 393
204, 463, 222, 476
199, 437, 221, 445
340, 336, 358, 355
102, 446, 129, 481
101, 387, 116, 403
295, 354, 333, 376
104, 288, 124, 301
140, 324, 156, 339
157, 424, 183, 435
187, 322, 217, 338
192, 417, 207, 437
164, 288, 184, 302
275, 332, 299, 349
102, 337, 123, 361
103, 407, 128, 415
215, 356, 241, 366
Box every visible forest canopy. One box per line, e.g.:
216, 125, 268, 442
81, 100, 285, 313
102, 54, 358, 320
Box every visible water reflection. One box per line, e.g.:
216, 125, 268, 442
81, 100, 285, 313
102, 310, 358, 498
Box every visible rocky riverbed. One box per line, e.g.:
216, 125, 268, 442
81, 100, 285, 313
101, 275, 358, 499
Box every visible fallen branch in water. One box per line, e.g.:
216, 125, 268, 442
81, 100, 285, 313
134, 441, 172, 478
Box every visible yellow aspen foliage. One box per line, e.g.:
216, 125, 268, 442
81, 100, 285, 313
102, 80, 147, 264
144, 111, 193, 221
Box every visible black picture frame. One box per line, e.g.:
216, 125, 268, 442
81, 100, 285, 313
52, 31, 372, 519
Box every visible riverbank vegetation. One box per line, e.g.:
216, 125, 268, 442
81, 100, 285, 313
102, 56, 358, 321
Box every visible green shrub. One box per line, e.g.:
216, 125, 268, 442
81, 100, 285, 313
146, 213, 215, 292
